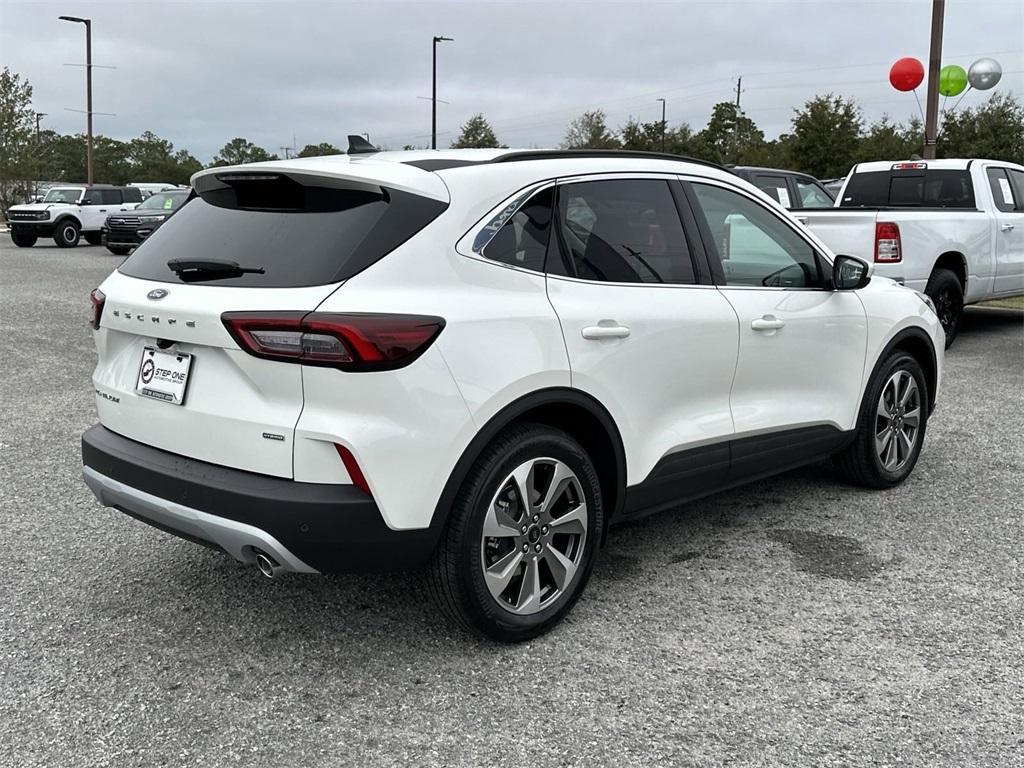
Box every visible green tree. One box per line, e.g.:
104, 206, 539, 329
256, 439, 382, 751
562, 110, 620, 149
857, 117, 922, 163
212, 137, 278, 166
0, 67, 37, 211
297, 142, 342, 158
787, 94, 862, 178
698, 102, 766, 165
450, 114, 502, 149
939, 93, 1024, 164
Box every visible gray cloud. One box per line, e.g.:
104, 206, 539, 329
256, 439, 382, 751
3, 0, 1021, 162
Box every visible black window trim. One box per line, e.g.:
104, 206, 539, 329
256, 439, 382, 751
677, 175, 835, 292
460, 171, 717, 287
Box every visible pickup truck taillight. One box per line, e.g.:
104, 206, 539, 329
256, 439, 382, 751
874, 222, 902, 263
221, 312, 445, 372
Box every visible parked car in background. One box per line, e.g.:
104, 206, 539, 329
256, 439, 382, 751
102, 189, 190, 255
802, 159, 1024, 346
82, 148, 943, 641
129, 182, 182, 199
7, 185, 143, 248
730, 166, 836, 210
821, 177, 846, 198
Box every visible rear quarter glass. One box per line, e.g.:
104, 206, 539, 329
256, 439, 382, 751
117, 188, 448, 288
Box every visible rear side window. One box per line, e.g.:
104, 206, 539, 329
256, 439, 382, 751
98, 189, 122, 205
122, 187, 143, 203
481, 187, 553, 271
550, 179, 696, 284
842, 169, 975, 208
1009, 170, 1024, 211
118, 182, 447, 287
986, 168, 1017, 212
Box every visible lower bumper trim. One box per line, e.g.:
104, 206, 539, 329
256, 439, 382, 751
83, 465, 318, 572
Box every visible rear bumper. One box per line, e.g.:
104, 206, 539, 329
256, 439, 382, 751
81, 424, 439, 573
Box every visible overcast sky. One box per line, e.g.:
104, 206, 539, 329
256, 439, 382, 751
2, 0, 1021, 162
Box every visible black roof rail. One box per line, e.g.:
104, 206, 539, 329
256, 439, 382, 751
490, 149, 728, 172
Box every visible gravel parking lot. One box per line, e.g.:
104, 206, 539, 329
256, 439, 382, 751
2, 240, 1022, 767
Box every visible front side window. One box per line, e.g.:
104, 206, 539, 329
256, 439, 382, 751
986, 167, 1017, 212
796, 178, 835, 208
480, 187, 553, 271
690, 183, 826, 289
551, 179, 696, 284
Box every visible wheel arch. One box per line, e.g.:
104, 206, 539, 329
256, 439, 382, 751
865, 326, 938, 415
52, 213, 82, 230
430, 388, 627, 542
932, 251, 967, 290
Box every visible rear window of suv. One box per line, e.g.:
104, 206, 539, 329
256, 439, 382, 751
118, 182, 447, 287
841, 169, 975, 209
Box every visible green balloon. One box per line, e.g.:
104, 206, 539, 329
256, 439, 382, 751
939, 65, 968, 97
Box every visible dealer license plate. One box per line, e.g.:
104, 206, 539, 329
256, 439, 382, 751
136, 347, 192, 405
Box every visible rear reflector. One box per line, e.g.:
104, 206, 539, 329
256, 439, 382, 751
221, 312, 445, 371
874, 221, 902, 263
334, 443, 371, 496
90, 288, 105, 330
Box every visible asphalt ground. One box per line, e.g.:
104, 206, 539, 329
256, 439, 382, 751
1, 240, 1022, 768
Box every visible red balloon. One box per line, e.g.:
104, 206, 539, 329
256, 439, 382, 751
890, 57, 925, 91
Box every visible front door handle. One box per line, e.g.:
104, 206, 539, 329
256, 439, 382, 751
1001, 224, 1015, 232
751, 315, 785, 331
582, 323, 631, 340
99, 208, 107, 212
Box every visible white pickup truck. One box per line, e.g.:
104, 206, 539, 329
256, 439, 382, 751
800, 159, 1024, 346
6, 184, 143, 249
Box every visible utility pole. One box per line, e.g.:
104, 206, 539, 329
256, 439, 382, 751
59, 15, 93, 185
735, 76, 743, 109
656, 98, 666, 152
432, 35, 453, 150
923, 0, 945, 159
35, 112, 47, 137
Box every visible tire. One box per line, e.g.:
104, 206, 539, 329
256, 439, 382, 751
925, 268, 962, 349
83, 231, 102, 246
834, 351, 929, 489
10, 229, 37, 248
106, 245, 131, 256
426, 423, 604, 642
53, 220, 81, 248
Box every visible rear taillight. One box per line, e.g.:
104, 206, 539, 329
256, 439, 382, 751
874, 221, 902, 263
89, 289, 105, 330
221, 312, 445, 371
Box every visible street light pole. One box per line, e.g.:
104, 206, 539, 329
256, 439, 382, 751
923, 0, 945, 159
59, 15, 93, 185
656, 98, 666, 152
432, 35, 453, 150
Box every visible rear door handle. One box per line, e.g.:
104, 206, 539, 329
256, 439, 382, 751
99, 208, 107, 212
1001, 224, 1015, 232
582, 324, 631, 340
751, 315, 785, 331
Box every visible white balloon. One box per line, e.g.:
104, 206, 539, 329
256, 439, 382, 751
968, 58, 1002, 91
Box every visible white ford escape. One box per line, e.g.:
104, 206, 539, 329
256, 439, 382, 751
82, 146, 944, 641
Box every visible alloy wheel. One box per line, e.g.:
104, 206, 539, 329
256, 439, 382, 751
874, 370, 921, 472
479, 457, 588, 615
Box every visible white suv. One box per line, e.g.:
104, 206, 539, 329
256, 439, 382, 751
81, 149, 944, 641
8, 184, 143, 248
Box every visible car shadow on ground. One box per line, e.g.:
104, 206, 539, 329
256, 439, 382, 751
91, 459, 848, 655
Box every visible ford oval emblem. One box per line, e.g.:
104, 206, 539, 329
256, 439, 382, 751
147, 288, 169, 300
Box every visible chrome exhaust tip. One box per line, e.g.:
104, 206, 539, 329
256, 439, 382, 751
254, 550, 284, 579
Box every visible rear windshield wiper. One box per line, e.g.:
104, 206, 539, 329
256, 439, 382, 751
167, 258, 265, 281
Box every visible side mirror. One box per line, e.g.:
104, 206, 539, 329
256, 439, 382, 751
832, 254, 872, 290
